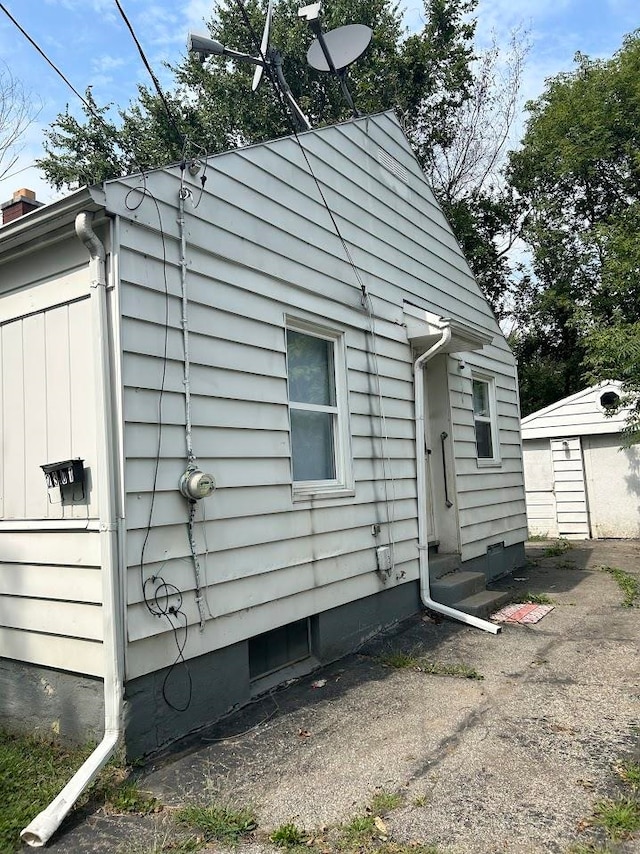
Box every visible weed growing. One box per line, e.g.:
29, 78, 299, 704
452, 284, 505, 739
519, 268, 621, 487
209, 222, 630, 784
617, 760, 640, 790
521, 592, 555, 605
379, 649, 483, 680
599, 566, 639, 607
592, 797, 640, 839
175, 801, 257, 844
270, 822, 307, 848
370, 790, 403, 814
544, 539, 573, 557
0, 729, 95, 852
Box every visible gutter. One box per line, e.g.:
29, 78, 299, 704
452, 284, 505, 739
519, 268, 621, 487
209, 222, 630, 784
413, 327, 500, 635
20, 211, 124, 846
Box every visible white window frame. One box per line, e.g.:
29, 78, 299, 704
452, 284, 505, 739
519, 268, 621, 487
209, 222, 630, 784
472, 374, 501, 466
285, 317, 354, 499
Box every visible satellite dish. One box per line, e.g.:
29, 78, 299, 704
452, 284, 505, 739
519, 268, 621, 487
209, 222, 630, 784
306, 24, 372, 72
252, 0, 274, 91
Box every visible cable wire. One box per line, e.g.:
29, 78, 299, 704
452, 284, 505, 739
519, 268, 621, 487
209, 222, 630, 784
113, 0, 184, 145
0, 3, 97, 112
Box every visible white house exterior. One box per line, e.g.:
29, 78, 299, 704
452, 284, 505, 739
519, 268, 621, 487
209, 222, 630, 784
521, 382, 639, 539
0, 112, 527, 762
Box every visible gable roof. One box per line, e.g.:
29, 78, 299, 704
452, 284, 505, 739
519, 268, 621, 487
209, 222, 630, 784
521, 382, 629, 439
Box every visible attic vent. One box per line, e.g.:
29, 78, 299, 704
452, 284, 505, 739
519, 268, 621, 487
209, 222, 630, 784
599, 390, 620, 411
377, 150, 408, 183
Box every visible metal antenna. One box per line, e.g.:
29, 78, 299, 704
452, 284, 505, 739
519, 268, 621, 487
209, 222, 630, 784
299, 1, 372, 118
187, 28, 311, 132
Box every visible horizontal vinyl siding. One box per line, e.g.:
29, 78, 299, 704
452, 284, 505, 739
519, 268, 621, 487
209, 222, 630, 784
0, 531, 103, 675
521, 384, 628, 439
112, 112, 524, 678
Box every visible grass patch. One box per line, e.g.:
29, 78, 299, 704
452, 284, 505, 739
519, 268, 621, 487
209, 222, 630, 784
379, 649, 483, 680
599, 566, 639, 607
528, 533, 549, 541
520, 591, 555, 605
0, 728, 164, 852
0, 728, 96, 852
270, 822, 307, 848
103, 779, 159, 815
370, 790, 403, 814
543, 539, 573, 557
175, 801, 257, 845
592, 796, 640, 839
616, 760, 640, 790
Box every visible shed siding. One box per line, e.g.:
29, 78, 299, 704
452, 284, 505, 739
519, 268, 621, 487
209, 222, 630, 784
521, 383, 628, 439
110, 113, 525, 678
583, 434, 640, 538
0, 248, 104, 675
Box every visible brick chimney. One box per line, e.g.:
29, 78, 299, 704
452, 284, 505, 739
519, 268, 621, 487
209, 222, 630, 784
1, 188, 43, 225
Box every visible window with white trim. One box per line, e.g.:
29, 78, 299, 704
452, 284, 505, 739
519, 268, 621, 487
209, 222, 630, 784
472, 376, 499, 463
286, 321, 352, 495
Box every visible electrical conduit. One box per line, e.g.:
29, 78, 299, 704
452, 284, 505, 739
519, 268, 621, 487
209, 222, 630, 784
414, 327, 500, 635
21, 212, 125, 846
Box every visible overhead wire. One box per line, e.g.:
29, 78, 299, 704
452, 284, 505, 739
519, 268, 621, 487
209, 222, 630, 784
0, 3, 95, 112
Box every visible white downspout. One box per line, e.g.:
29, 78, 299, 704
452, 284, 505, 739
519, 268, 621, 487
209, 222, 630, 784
20, 212, 124, 846
414, 328, 500, 635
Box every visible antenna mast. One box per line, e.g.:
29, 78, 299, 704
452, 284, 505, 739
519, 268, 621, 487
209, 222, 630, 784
299, 1, 372, 118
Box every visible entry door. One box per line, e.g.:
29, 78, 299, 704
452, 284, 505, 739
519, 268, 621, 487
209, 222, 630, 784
423, 357, 459, 553
551, 437, 591, 539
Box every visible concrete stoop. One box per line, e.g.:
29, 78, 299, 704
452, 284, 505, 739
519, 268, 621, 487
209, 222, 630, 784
429, 555, 510, 619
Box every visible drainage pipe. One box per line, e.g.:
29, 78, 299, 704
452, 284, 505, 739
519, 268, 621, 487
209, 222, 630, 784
21, 212, 125, 846
413, 328, 500, 634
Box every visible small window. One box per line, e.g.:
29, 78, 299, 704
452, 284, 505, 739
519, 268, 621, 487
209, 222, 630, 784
286, 321, 353, 496
472, 377, 500, 463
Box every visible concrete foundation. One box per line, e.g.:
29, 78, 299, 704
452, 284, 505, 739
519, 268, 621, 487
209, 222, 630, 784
0, 658, 104, 743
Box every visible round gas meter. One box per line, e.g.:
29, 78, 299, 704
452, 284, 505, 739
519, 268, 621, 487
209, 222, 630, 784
179, 468, 216, 500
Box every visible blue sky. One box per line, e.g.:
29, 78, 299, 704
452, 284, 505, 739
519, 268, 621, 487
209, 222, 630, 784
0, 0, 638, 205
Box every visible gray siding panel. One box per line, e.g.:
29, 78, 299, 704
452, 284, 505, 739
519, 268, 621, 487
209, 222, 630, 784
113, 112, 525, 678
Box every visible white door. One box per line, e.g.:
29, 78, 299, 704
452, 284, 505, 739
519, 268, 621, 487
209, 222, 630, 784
551, 437, 591, 539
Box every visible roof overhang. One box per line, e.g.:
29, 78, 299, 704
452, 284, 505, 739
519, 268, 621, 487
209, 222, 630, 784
403, 302, 492, 354
0, 185, 106, 266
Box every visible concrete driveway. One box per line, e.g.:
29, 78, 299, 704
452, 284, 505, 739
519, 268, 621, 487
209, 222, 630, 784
46, 539, 640, 853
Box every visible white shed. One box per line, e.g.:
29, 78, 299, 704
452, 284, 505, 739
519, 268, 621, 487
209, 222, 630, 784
521, 382, 639, 539
0, 112, 526, 792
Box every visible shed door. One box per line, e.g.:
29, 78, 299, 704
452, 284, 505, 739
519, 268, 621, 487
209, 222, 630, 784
551, 437, 591, 539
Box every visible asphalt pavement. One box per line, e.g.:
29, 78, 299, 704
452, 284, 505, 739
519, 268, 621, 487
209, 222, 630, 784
44, 539, 640, 854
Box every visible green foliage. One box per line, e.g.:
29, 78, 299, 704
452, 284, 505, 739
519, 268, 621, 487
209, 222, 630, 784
36, 0, 527, 317
543, 539, 573, 557
617, 760, 640, 790
599, 565, 639, 607
520, 592, 554, 605
270, 822, 307, 847
592, 797, 640, 839
370, 790, 403, 814
379, 648, 483, 679
509, 30, 640, 422
0, 729, 95, 852
104, 779, 159, 815
174, 801, 257, 844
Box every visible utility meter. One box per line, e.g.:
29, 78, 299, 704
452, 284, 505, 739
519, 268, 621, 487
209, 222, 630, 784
179, 468, 216, 500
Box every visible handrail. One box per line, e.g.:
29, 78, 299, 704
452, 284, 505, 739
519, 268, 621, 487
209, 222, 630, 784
440, 431, 453, 508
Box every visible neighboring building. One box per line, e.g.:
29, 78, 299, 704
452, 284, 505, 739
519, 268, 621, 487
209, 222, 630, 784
521, 382, 639, 539
0, 112, 527, 764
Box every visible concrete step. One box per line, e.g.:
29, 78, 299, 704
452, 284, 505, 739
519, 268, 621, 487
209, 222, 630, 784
453, 589, 511, 620
430, 570, 486, 606
428, 553, 461, 580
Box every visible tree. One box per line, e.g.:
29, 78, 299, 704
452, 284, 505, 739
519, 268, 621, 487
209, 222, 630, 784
37, 0, 526, 314
0, 61, 39, 182
508, 30, 640, 420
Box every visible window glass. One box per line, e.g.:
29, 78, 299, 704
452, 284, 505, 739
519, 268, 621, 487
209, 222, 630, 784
290, 409, 336, 481
472, 380, 489, 418
472, 378, 495, 460
286, 330, 335, 406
